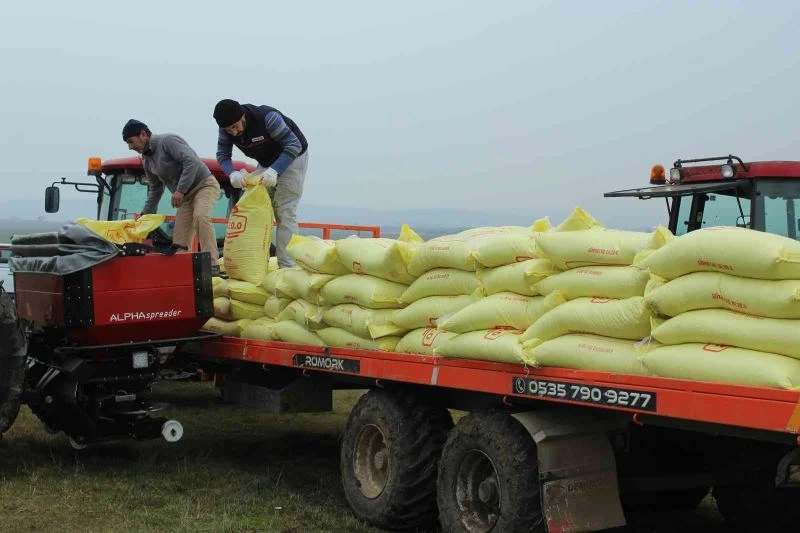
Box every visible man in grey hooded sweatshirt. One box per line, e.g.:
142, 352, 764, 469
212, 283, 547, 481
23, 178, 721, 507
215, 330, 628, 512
122, 119, 221, 274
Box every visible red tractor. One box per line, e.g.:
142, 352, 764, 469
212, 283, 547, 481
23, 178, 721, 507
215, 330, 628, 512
0, 155, 250, 448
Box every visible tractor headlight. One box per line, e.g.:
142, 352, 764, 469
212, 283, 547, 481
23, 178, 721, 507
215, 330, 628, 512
132, 351, 149, 369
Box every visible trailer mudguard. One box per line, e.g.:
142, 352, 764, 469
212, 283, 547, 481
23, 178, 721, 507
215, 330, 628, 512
512, 409, 627, 533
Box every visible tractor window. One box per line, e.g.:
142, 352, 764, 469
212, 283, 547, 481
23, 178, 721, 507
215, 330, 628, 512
674, 196, 692, 236
755, 180, 800, 240
112, 174, 231, 240
699, 191, 751, 230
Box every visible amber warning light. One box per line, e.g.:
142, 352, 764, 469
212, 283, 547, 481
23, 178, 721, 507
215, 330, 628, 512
650, 164, 666, 185
87, 156, 102, 176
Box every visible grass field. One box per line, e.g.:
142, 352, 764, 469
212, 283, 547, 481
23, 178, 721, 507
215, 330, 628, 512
0, 382, 728, 533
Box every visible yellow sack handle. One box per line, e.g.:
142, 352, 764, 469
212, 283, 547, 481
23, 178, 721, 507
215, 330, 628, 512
76, 214, 166, 244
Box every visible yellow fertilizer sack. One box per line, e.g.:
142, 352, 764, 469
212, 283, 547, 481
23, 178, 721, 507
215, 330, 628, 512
76, 214, 165, 244
521, 296, 650, 343
323, 304, 407, 339
276, 299, 327, 331
525, 334, 650, 375
213, 297, 233, 320
223, 180, 274, 284
400, 268, 481, 303
241, 317, 277, 341
636, 226, 800, 280
536, 227, 672, 269
651, 309, 800, 360
534, 266, 649, 300
228, 280, 269, 306
263, 295, 293, 319
471, 219, 551, 268
434, 329, 527, 364
287, 235, 349, 275
212, 277, 229, 298
202, 317, 253, 337
553, 207, 604, 232
396, 328, 459, 355
230, 299, 265, 320
439, 291, 566, 334
478, 259, 559, 297
275, 267, 336, 304
320, 274, 407, 309
641, 343, 800, 390
272, 321, 326, 346
391, 295, 479, 330
334, 231, 419, 284
262, 269, 284, 295
317, 328, 401, 352
409, 226, 533, 276
268, 256, 279, 273
644, 271, 800, 319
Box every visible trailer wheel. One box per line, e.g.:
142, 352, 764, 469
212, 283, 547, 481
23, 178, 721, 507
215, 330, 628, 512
714, 476, 800, 533
340, 389, 453, 531
0, 287, 26, 435
437, 411, 544, 533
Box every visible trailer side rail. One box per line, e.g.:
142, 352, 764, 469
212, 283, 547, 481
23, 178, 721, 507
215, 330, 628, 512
190, 337, 800, 442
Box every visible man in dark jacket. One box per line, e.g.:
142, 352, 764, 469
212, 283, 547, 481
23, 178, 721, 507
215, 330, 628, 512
213, 100, 309, 268
123, 119, 221, 274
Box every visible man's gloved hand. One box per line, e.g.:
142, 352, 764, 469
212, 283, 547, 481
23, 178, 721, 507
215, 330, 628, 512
228, 170, 246, 189
259, 167, 278, 188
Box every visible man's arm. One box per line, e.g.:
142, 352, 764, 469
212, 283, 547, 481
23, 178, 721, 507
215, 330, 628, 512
162, 135, 207, 193
141, 165, 164, 215
263, 110, 303, 175
216, 129, 235, 176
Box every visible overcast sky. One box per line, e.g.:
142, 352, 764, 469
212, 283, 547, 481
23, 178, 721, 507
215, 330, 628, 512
1, 0, 799, 228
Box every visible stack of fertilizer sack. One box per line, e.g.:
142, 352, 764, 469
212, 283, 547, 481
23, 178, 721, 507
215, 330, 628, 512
265, 225, 423, 350
391, 220, 561, 362
521, 208, 671, 374
203, 178, 277, 338
636, 227, 800, 389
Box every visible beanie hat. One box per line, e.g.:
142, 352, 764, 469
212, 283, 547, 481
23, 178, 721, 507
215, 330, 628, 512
213, 99, 244, 128
122, 119, 148, 141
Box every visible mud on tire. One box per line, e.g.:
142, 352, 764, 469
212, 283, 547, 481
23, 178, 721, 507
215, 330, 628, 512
437, 410, 544, 533
340, 388, 454, 531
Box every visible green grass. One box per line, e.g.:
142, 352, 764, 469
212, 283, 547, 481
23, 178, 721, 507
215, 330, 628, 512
0, 383, 727, 533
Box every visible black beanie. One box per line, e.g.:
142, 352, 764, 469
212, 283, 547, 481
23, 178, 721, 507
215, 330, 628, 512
213, 99, 244, 128
122, 119, 148, 141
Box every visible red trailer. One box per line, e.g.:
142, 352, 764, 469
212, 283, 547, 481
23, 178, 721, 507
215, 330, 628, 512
184, 154, 800, 533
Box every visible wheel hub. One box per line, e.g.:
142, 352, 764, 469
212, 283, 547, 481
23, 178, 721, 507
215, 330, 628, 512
353, 424, 389, 499
455, 450, 500, 532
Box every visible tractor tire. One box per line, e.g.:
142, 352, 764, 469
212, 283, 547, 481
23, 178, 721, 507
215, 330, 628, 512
340, 389, 453, 531
437, 411, 544, 533
0, 287, 27, 434
617, 426, 710, 512
714, 475, 800, 533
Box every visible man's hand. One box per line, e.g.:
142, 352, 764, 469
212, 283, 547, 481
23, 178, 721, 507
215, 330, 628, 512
229, 170, 246, 189
260, 167, 278, 188
171, 191, 185, 208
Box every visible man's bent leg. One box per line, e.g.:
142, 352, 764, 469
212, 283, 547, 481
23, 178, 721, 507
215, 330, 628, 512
273, 151, 308, 268
172, 199, 195, 252
189, 176, 221, 266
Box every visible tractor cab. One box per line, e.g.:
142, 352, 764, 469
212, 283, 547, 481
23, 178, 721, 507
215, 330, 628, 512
605, 155, 800, 239
44, 156, 255, 248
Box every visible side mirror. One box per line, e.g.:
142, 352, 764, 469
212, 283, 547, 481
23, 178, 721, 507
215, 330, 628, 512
44, 186, 60, 213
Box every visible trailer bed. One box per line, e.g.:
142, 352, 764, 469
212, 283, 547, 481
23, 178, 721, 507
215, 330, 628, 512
189, 336, 800, 444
